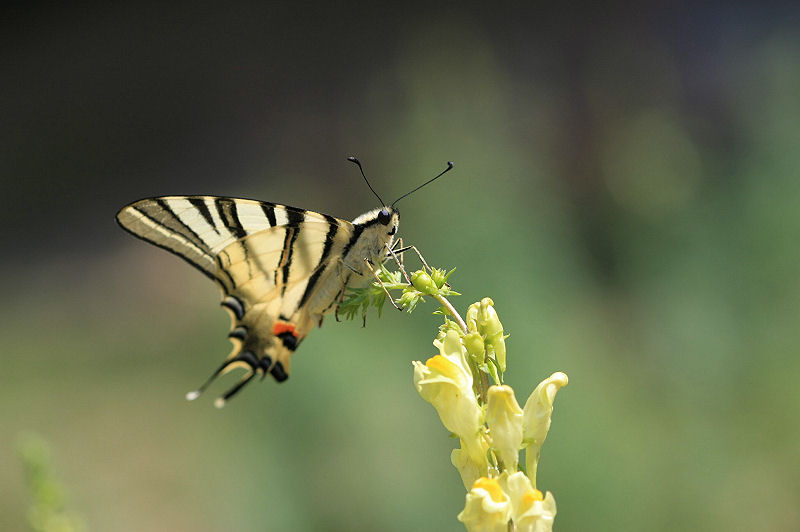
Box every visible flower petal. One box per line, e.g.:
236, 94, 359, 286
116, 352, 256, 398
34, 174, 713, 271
457, 477, 511, 532
413, 331, 482, 441
485, 385, 524, 470
522, 372, 568, 488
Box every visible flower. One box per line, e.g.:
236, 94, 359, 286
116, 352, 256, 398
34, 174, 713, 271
485, 385, 524, 470
522, 372, 568, 488
503, 472, 557, 532
413, 330, 484, 462
457, 477, 511, 532
408, 289, 567, 531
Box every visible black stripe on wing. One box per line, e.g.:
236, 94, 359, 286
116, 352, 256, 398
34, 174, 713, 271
118, 195, 352, 292
262, 203, 278, 227
278, 209, 306, 295
188, 198, 220, 236
116, 203, 217, 279
297, 213, 341, 308
153, 198, 209, 252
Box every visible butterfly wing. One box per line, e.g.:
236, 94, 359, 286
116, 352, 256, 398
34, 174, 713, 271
117, 196, 356, 405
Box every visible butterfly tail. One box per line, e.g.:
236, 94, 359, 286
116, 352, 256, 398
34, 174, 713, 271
213, 371, 257, 409
185, 350, 267, 406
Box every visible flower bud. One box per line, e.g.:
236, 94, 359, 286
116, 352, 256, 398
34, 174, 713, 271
522, 372, 568, 488
466, 301, 480, 333
478, 298, 506, 371
430, 267, 451, 288
411, 270, 438, 295
466, 298, 507, 372
478, 298, 502, 335
464, 332, 486, 363
486, 385, 524, 470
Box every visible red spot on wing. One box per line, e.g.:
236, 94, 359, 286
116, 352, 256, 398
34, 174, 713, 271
272, 322, 298, 337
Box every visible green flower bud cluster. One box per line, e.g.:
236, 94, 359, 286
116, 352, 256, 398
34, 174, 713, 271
338, 263, 405, 320
339, 264, 458, 319
401, 267, 459, 312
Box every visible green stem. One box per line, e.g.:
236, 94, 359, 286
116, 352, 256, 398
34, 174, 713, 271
477, 371, 490, 405
433, 294, 468, 334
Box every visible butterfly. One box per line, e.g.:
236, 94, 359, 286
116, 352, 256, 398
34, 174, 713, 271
116, 158, 453, 406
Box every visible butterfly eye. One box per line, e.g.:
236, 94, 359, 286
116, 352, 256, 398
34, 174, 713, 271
377, 209, 391, 225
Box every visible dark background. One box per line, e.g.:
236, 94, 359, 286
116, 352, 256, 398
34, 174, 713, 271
3, 3, 800, 530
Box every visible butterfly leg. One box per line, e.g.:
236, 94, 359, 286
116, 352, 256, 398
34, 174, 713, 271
333, 259, 367, 321
333, 261, 355, 322
387, 238, 406, 268
390, 241, 432, 272
384, 243, 414, 284
363, 257, 403, 311
385, 242, 453, 290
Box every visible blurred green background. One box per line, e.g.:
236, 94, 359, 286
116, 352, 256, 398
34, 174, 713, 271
3, 3, 799, 531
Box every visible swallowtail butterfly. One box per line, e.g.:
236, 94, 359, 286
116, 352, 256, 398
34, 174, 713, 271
117, 158, 452, 406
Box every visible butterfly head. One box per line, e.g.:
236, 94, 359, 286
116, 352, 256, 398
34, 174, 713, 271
348, 205, 399, 266
352, 205, 400, 237
378, 206, 399, 236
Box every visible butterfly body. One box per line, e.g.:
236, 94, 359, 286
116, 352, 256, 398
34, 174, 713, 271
117, 195, 399, 405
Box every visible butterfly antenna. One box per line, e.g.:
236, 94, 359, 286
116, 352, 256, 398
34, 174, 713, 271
391, 161, 454, 207
348, 156, 386, 206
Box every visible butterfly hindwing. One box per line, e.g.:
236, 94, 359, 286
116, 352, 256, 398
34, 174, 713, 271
210, 213, 357, 398
214, 214, 348, 306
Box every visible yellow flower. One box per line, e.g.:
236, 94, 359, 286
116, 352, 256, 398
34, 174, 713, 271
485, 385, 524, 470
503, 472, 557, 532
522, 372, 568, 488
413, 330, 484, 461
457, 477, 511, 532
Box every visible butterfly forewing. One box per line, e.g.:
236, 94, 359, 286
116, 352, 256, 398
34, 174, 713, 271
117, 197, 311, 275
